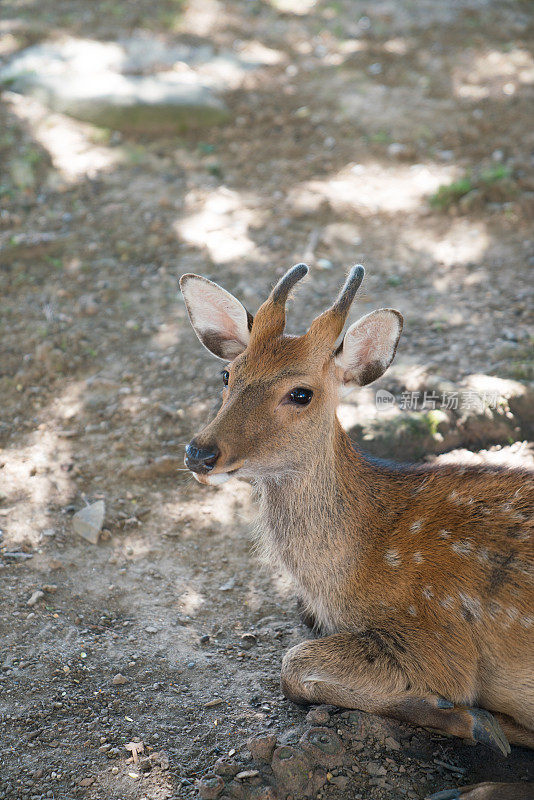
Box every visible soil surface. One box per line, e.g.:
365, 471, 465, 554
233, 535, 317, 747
0, 1, 533, 799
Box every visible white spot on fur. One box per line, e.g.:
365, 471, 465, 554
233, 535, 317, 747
408, 605, 417, 616
440, 595, 455, 610
451, 539, 473, 556
506, 606, 519, 623
385, 548, 402, 567
422, 585, 434, 600
439, 529, 451, 540
412, 551, 424, 564
459, 592, 482, 621
448, 490, 462, 504
410, 519, 424, 533
520, 616, 534, 629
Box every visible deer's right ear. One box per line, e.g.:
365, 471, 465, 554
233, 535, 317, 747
180, 274, 252, 360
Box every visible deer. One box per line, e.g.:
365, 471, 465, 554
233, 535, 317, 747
180, 264, 534, 800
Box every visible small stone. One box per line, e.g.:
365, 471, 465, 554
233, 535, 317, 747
385, 736, 401, 751
247, 733, 277, 762
317, 258, 333, 270
138, 757, 152, 773
77, 294, 99, 315
306, 706, 331, 725
330, 775, 349, 789
111, 766, 119, 774
72, 500, 105, 544
78, 777, 94, 787
42, 584, 58, 592
112, 673, 128, 685
271, 745, 313, 796
200, 634, 210, 644
27, 590, 44, 607
213, 758, 240, 777
366, 761, 387, 777
240, 633, 257, 650
3, 551, 33, 560
144, 626, 158, 634
197, 774, 225, 799
204, 698, 224, 708
235, 770, 259, 780
219, 578, 235, 591
299, 727, 344, 768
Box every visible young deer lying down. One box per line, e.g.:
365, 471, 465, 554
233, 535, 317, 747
180, 265, 534, 800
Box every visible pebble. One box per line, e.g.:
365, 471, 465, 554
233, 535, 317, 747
306, 706, 331, 725
112, 673, 129, 685
236, 770, 259, 779
72, 501, 105, 544
366, 761, 387, 777
197, 774, 224, 799
219, 578, 235, 591
247, 733, 277, 762
3, 551, 33, 560
240, 633, 257, 650
27, 590, 44, 607
385, 736, 401, 751
213, 757, 240, 777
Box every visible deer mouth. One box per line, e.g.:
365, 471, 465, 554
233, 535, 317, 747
192, 466, 241, 486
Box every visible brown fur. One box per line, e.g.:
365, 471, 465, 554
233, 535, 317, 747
182, 268, 534, 799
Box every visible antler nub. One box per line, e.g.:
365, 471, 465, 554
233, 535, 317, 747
271, 263, 309, 305
249, 263, 309, 345
331, 265, 365, 316
305, 264, 365, 347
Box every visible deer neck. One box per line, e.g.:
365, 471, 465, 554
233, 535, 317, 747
254, 418, 374, 628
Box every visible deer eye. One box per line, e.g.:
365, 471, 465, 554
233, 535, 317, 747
289, 388, 313, 406
221, 370, 230, 386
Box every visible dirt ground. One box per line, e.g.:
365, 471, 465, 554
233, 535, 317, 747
1, 1, 533, 799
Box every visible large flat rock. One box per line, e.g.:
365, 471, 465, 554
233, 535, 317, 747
0, 37, 232, 133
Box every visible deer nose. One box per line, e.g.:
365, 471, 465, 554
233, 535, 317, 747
185, 442, 220, 473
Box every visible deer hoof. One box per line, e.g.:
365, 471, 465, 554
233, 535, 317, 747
469, 708, 511, 756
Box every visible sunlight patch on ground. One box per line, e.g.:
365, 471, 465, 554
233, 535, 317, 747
162, 478, 253, 536
5, 91, 121, 182
179, 0, 228, 36
403, 219, 489, 267
454, 48, 534, 99
290, 162, 460, 215
267, 0, 318, 13
0, 430, 73, 546
237, 40, 286, 66
176, 187, 262, 264
0, 382, 93, 546
179, 587, 205, 615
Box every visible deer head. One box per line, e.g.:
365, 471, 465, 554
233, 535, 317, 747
180, 265, 403, 485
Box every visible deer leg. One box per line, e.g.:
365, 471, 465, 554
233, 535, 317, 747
491, 713, 534, 750
281, 634, 510, 755
296, 597, 325, 636
428, 782, 534, 800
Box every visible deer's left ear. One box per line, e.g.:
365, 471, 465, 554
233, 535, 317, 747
335, 309, 403, 387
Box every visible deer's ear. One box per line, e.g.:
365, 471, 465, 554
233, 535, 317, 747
180, 274, 252, 360
335, 309, 403, 387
